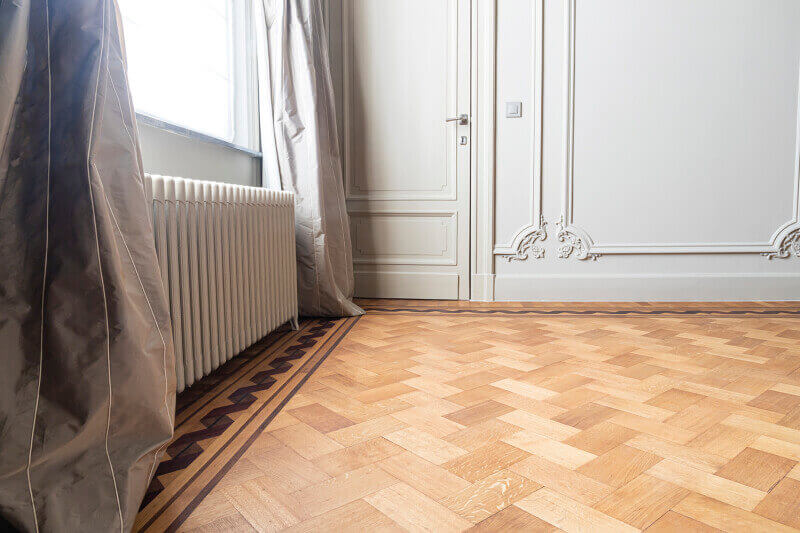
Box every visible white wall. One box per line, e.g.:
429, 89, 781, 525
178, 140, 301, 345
486, 0, 800, 301
137, 123, 261, 187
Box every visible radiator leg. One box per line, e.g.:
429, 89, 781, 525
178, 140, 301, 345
290, 316, 300, 331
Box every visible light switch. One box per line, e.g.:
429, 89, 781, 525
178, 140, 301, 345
506, 101, 522, 118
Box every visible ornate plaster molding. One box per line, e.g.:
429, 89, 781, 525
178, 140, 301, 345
500, 216, 548, 261
556, 217, 600, 261
764, 228, 800, 259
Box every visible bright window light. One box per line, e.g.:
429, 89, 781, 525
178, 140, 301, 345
118, 0, 237, 142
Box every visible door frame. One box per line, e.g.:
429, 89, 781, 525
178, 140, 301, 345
469, 0, 498, 301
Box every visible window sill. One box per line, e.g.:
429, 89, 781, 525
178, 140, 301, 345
136, 113, 262, 159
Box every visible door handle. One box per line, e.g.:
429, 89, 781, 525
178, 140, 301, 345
445, 114, 469, 126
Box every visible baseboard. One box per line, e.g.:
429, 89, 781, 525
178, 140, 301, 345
493, 273, 800, 302
355, 271, 460, 299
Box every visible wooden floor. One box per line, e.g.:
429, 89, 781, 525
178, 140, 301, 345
171, 301, 800, 532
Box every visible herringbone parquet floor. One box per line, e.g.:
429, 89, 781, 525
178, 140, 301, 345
177, 301, 800, 532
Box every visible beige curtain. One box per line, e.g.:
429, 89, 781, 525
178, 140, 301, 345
256, 0, 363, 317
0, 1, 175, 530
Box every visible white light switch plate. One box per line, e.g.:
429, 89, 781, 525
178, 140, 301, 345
506, 101, 522, 118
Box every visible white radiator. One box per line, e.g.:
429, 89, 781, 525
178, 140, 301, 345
144, 174, 298, 393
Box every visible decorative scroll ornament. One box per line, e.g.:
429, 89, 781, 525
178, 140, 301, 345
505, 216, 548, 261
764, 228, 800, 260
556, 216, 600, 260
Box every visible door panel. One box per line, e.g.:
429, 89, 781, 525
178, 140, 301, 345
342, 0, 470, 299
350, 212, 458, 265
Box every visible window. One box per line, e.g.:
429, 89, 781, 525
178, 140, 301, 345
118, 0, 256, 148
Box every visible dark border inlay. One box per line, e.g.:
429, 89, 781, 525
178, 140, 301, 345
174, 323, 300, 428
140, 319, 338, 523
359, 306, 800, 316
137, 317, 358, 532
164, 316, 360, 532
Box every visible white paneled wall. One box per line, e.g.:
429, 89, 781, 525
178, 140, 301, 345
327, 0, 800, 301
486, 0, 800, 300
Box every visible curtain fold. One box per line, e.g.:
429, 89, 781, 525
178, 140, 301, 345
257, 0, 363, 317
0, 1, 175, 531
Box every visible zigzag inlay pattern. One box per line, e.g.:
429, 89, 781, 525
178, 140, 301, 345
140, 319, 337, 510
174, 334, 283, 417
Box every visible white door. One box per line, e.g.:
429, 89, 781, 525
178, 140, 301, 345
340, 0, 471, 299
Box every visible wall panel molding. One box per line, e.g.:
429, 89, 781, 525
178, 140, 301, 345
349, 211, 458, 265
494, 0, 546, 260
555, 216, 598, 260
496, 216, 548, 261
767, 227, 800, 259
557, 0, 800, 260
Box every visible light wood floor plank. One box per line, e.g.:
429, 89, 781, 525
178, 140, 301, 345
157, 301, 800, 532
647, 458, 766, 511
594, 473, 688, 529
509, 455, 613, 506
383, 426, 468, 465
502, 433, 596, 469
364, 483, 473, 532
289, 464, 397, 519
282, 500, 402, 533
440, 469, 541, 523
515, 488, 639, 533
675, 491, 796, 532
377, 451, 471, 502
